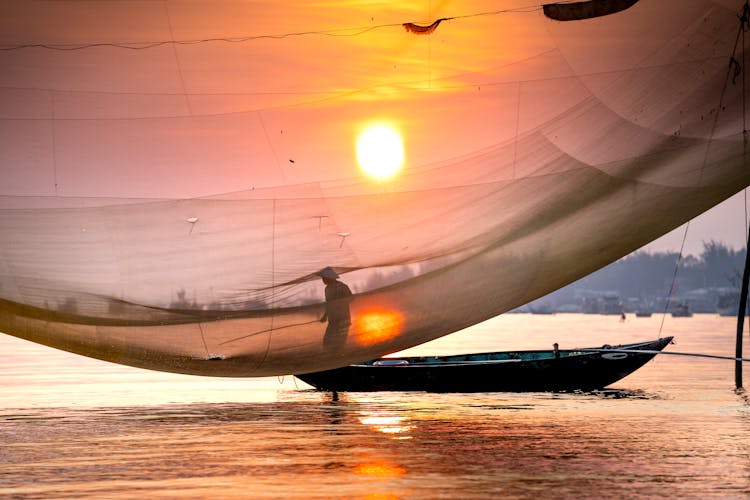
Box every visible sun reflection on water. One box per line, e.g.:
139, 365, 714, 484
353, 460, 406, 478
358, 414, 414, 439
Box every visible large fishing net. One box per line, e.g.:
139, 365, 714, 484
1, 0, 749, 376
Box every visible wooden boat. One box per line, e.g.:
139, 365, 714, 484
295, 337, 673, 393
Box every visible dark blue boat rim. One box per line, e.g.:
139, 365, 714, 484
294, 336, 674, 393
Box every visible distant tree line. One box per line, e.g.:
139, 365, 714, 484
550, 240, 746, 303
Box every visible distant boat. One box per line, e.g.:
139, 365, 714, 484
600, 295, 624, 315
671, 303, 692, 317
717, 304, 739, 317
717, 289, 742, 316
295, 337, 673, 393
635, 305, 653, 317
529, 304, 555, 314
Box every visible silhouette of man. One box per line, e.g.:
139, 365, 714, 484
317, 267, 353, 349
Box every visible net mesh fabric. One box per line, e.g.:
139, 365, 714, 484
1, 0, 749, 375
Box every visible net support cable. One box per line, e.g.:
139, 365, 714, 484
654, 1, 750, 389
580, 348, 750, 363
736, 1, 750, 389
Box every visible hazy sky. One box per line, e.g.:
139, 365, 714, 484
642, 190, 749, 256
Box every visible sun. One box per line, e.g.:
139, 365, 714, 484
356, 125, 404, 180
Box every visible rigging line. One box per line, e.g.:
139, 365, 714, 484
513, 82, 521, 179
3, 55, 730, 126
745, 0, 750, 230
698, 1, 750, 185
198, 322, 211, 358
744, 1, 748, 145
3, 53, 727, 109
0, 52, 724, 97
742, 0, 748, 248
580, 347, 750, 363
257, 111, 286, 185
0, 26, 391, 51
657, 222, 690, 336
0, 84, 340, 97
51, 91, 59, 196
255, 198, 278, 368
217, 319, 319, 345
736, 210, 750, 388
164, 1, 192, 116
738, 2, 749, 389
0, 5, 542, 52
744, 0, 749, 266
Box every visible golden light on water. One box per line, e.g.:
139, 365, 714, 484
359, 415, 414, 437
356, 124, 404, 180
353, 460, 407, 478
353, 309, 404, 346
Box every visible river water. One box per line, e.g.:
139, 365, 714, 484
2, 314, 749, 498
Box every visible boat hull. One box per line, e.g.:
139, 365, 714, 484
295, 337, 673, 393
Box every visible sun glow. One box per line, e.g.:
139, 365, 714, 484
356, 125, 404, 180
353, 309, 404, 345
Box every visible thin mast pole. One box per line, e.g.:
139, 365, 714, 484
738, 2, 750, 390
736, 227, 749, 388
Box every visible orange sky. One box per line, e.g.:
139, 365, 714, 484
1, 0, 748, 248
1, 1, 593, 198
